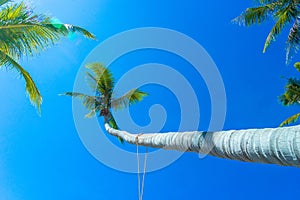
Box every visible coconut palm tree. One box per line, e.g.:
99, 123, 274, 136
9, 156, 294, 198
62, 63, 148, 143
233, 0, 300, 63
0, 0, 95, 111
104, 123, 300, 168
66, 65, 300, 168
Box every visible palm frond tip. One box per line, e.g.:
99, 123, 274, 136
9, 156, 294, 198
0, 49, 42, 110
280, 112, 300, 127
111, 89, 148, 110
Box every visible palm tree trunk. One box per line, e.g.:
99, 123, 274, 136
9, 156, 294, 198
105, 123, 300, 167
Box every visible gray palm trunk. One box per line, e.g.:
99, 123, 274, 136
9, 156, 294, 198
105, 123, 300, 168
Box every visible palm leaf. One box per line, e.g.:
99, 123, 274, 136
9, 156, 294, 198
263, 4, 296, 52
280, 112, 300, 126
85, 109, 97, 118
61, 92, 99, 111
111, 88, 148, 110
59, 24, 95, 39
0, 3, 95, 59
294, 62, 300, 72
255, 0, 277, 3
0, 49, 42, 111
117, 136, 124, 144
286, 17, 300, 62
232, 3, 278, 26
234, 0, 300, 62
279, 78, 300, 105
85, 63, 114, 96
85, 71, 98, 92
0, 0, 10, 7
0, 1, 95, 112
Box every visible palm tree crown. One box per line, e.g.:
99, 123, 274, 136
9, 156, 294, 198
62, 63, 148, 143
279, 62, 300, 126
233, 0, 300, 63
0, 0, 95, 111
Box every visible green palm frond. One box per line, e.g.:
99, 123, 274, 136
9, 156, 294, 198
280, 112, 300, 126
232, 3, 278, 26
85, 63, 114, 95
0, 0, 10, 7
117, 136, 124, 144
0, 1, 95, 112
85, 71, 98, 92
59, 24, 95, 39
294, 62, 300, 72
255, 0, 277, 3
263, 3, 296, 52
234, 0, 299, 63
279, 68, 300, 127
61, 92, 99, 112
286, 17, 300, 62
279, 77, 300, 105
85, 109, 97, 118
0, 49, 42, 111
111, 88, 148, 110
0, 3, 95, 59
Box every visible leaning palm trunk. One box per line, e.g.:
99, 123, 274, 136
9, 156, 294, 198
105, 124, 300, 168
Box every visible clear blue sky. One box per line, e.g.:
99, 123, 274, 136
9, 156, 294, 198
0, 0, 299, 199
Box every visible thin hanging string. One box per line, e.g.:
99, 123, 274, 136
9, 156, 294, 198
140, 147, 148, 199
136, 134, 148, 200
136, 137, 141, 200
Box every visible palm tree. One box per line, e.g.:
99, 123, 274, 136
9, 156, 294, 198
233, 0, 300, 63
66, 65, 300, 168
0, 0, 95, 111
105, 123, 300, 168
62, 63, 148, 143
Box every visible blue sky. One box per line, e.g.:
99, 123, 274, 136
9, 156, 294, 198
0, 0, 300, 199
